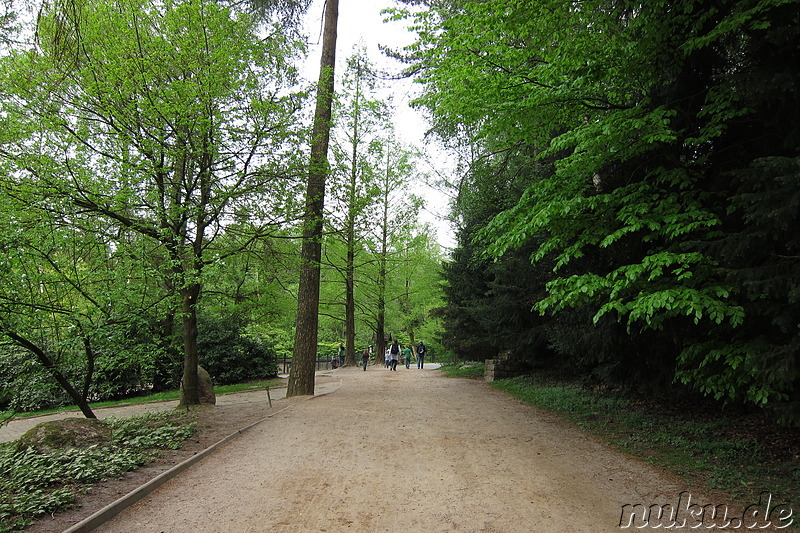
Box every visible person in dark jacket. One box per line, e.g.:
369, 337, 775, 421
361, 348, 370, 371
389, 340, 400, 371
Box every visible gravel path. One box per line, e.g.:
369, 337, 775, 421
82, 365, 694, 532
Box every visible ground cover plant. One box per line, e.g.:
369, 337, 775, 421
439, 362, 486, 380
0, 411, 197, 532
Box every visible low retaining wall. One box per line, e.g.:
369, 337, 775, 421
484, 358, 524, 382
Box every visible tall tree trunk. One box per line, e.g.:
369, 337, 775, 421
405, 270, 416, 352
345, 240, 356, 366
288, 0, 339, 397
376, 252, 387, 365
343, 57, 363, 368
179, 283, 201, 407
374, 144, 391, 366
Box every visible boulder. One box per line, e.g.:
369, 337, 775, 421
198, 365, 216, 405
179, 365, 216, 406
16, 418, 112, 453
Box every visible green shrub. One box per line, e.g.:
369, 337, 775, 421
198, 316, 279, 385
0, 347, 71, 413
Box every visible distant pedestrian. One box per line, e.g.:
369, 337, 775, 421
417, 341, 426, 369
337, 343, 345, 367
385, 348, 391, 368
389, 340, 400, 371
403, 345, 412, 369
361, 348, 369, 371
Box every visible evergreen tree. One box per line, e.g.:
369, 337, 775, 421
402, 0, 800, 422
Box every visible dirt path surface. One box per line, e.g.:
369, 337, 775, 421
73, 365, 696, 533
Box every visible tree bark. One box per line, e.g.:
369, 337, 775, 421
179, 284, 201, 407
375, 144, 391, 366
287, 0, 339, 397
345, 241, 357, 366
405, 270, 416, 352
343, 57, 363, 368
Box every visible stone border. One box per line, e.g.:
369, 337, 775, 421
484, 358, 525, 382
63, 378, 342, 533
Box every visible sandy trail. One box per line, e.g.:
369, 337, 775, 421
93, 365, 687, 532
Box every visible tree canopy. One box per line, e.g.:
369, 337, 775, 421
398, 0, 800, 423
0, 0, 445, 414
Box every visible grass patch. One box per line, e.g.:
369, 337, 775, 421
439, 362, 485, 379
491, 375, 799, 519
0, 410, 197, 532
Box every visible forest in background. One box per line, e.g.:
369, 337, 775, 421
0, 0, 445, 417
395, 0, 800, 425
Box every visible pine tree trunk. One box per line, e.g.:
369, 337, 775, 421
343, 63, 361, 368
376, 261, 386, 366
288, 0, 339, 397
405, 274, 416, 353
375, 144, 390, 366
345, 242, 357, 366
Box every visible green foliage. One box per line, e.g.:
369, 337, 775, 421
438, 144, 554, 364
406, 0, 800, 422
678, 157, 800, 421
0, 347, 70, 413
108, 411, 198, 451
0, 411, 196, 532
439, 362, 485, 379
1, 0, 307, 408
322, 99, 446, 357
197, 315, 279, 385
493, 376, 630, 417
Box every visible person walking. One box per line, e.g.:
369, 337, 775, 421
389, 340, 400, 371
417, 341, 426, 369
403, 345, 412, 369
337, 342, 345, 367
361, 348, 370, 371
